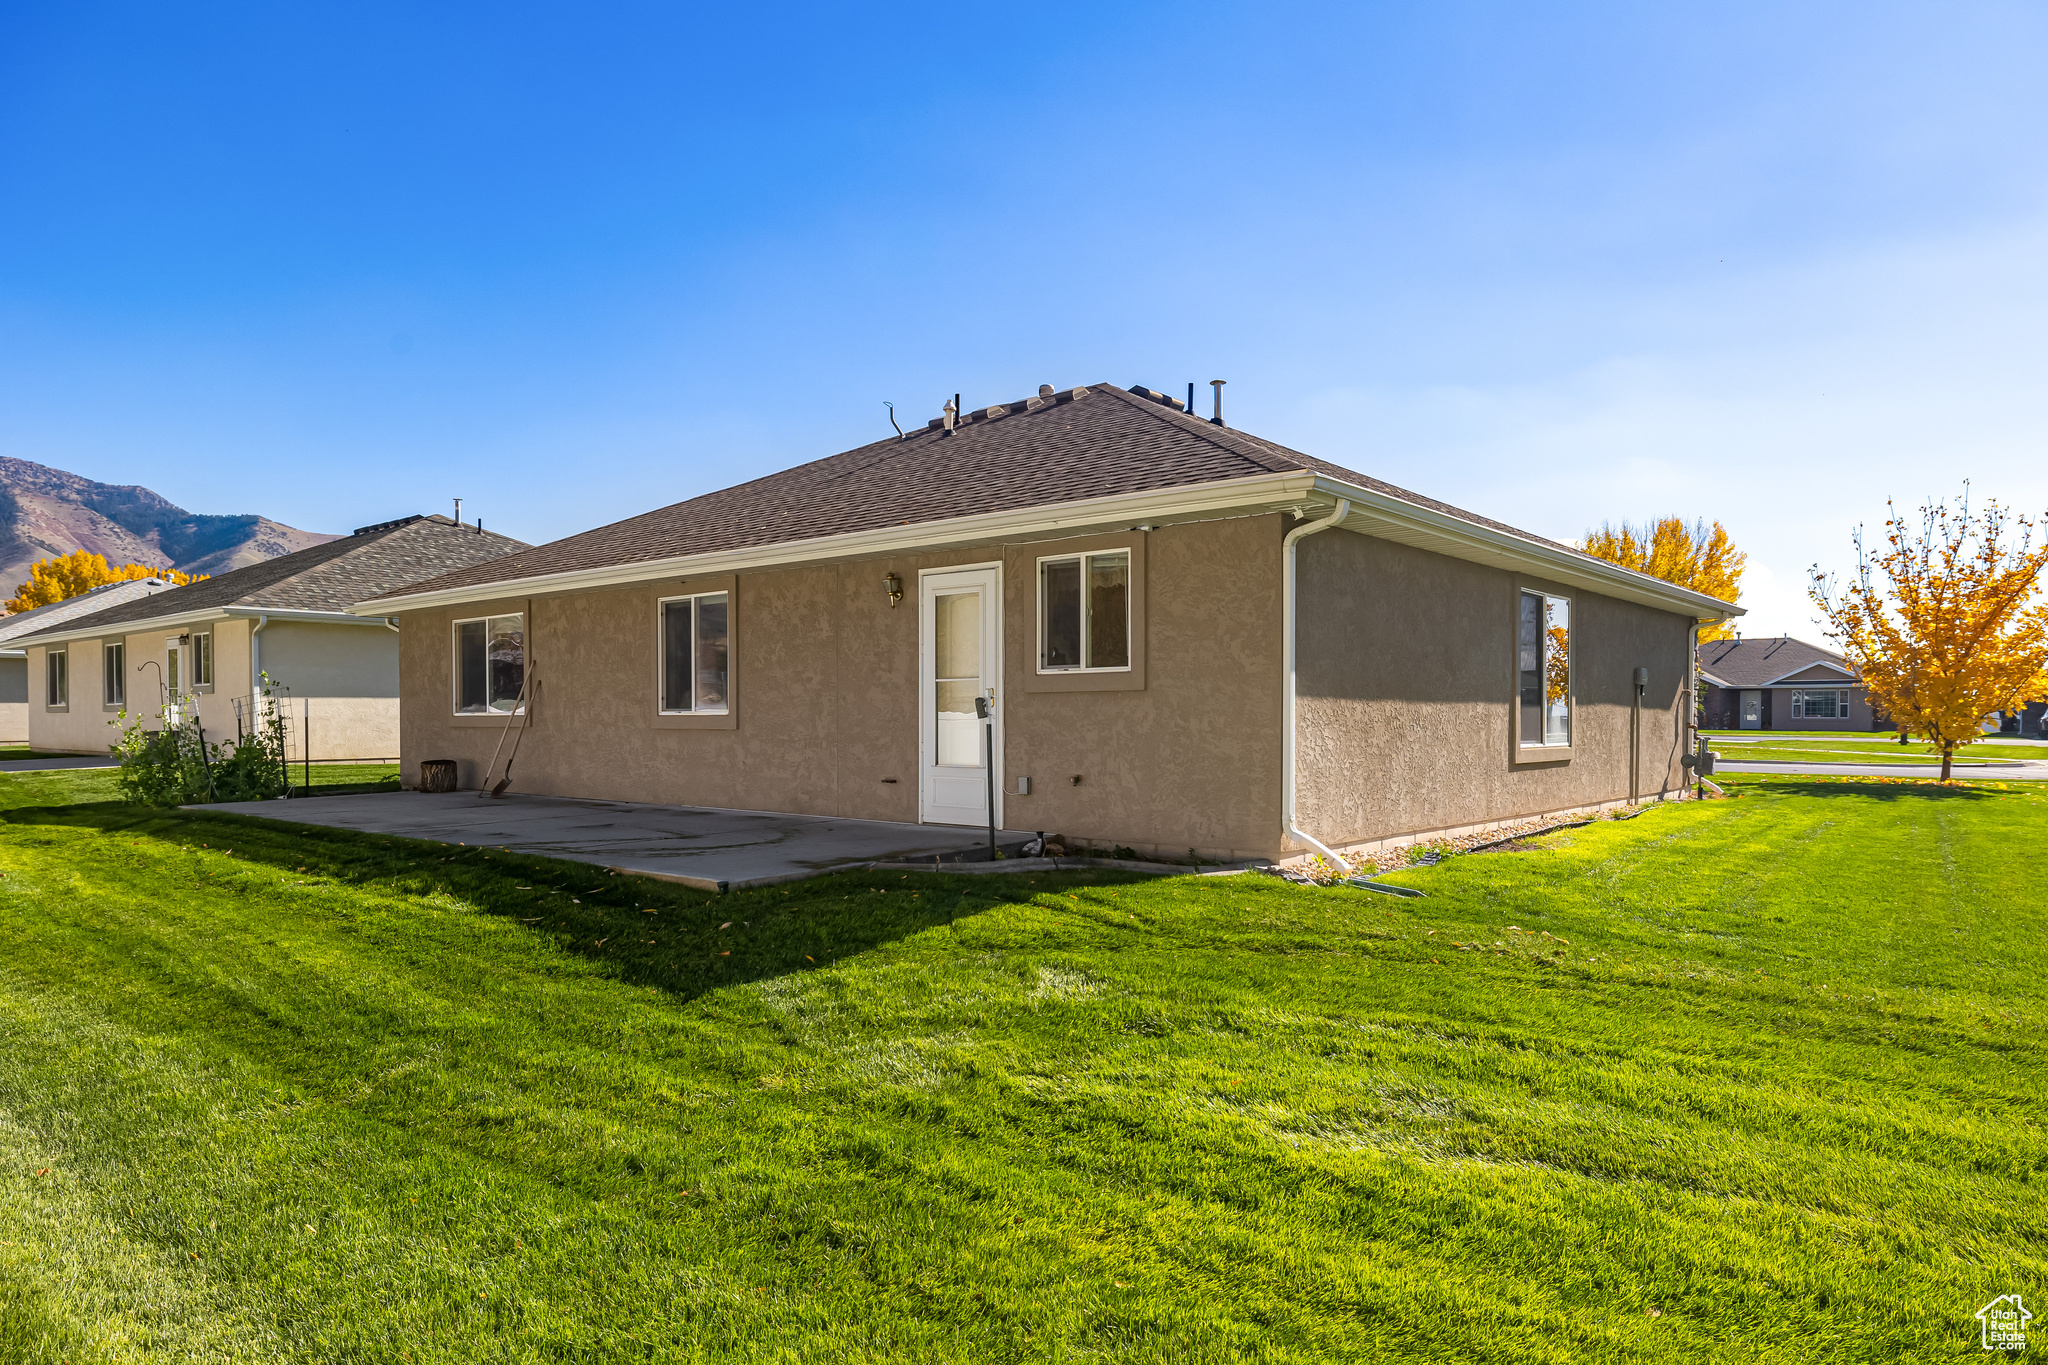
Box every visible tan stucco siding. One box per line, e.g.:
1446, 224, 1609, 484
396, 516, 1288, 861
28, 619, 399, 760
1292, 528, 1693, 849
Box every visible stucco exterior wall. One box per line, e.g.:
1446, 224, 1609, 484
0, 655, 25, 743
28, 619, 399, 760
1292, 528, 1694, 851
397, 516, 1288, 861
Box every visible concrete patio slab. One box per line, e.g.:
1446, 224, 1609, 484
195, 790, 1036, 890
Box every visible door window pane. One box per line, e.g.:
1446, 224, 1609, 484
694, 594, 728, 710
934, 590, 983, 768
166, 646, 179, 697
1087, 553, 1129, 668
1041, 559, 1081, 668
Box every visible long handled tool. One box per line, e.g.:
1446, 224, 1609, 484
476, 673, 531, 798
489, 678, 538, 798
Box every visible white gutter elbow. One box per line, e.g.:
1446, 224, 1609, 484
1282, 498, 1351, 869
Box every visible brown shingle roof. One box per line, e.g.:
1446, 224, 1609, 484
23, 515, 531, 637
1697, 636, 1855, 687
372, 382, 1631, 603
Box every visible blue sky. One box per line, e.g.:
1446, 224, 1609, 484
2, 2, 2044, 634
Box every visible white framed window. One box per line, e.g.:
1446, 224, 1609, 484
659, 591, 729, 713
1792, 689, 1850, 719
191, 631, 213, 689
103, 643, 125, 706
454, 614, 525, 715
45, 649, 68, 709
1517, 590, 1571, 746
1038, 550, 1130, 672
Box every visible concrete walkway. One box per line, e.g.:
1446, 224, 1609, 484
196, 790, 1036, 890
0, 755, 119, 772
1718, 760, 2048, 780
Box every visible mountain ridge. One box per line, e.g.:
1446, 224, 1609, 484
0, 456, 337, 600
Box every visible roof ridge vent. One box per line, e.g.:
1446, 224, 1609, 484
353, 514, 428, 535
1127, 385, 1187, 411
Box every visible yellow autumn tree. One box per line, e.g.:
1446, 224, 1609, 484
1581, 517, 1746, 640
1809, 494, 2048, 780
4, 551, 201, 614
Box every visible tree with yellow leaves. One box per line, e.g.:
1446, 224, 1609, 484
1809, 493, 2048, 780
4, 551, 202, 614
1581, 517, 1746, 639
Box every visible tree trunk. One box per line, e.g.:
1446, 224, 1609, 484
1941, 744, 1953, 781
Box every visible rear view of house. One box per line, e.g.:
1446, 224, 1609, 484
356, 382, 1739, 863
16, 514, 528, 761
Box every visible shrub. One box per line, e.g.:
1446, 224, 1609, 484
110, 678, 292, 806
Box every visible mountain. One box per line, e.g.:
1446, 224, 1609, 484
0, 456, 338, 600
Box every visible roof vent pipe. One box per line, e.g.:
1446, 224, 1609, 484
453, 498, 463, 527
942, 395, 958, 435
1283, 498, 1352, 871
1188, 382, 1196, 414
1210, 379, 1226, 426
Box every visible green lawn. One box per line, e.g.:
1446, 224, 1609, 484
0, 770, 2040, 1361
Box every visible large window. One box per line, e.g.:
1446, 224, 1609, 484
191, 631, 213, 689
45, 650, 67, 709
103, 643, 125, 706
455, 614, 525, 714
1793, 689, 1849, 719
1039, 550, 1130, 672
660, 592, 729, 713
1517, 591, 1571, 747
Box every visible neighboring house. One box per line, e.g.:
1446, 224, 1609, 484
355, 382, 1740, 865
1696, 635, 1884, 731
15, 515, 529, 760
0, 577, 181, 743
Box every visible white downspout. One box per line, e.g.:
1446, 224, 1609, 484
250, 615, 270, 697
1282, 498, 1351, 869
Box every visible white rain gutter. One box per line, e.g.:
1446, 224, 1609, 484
1282, 498, 1350, 868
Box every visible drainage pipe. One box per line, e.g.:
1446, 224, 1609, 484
1282, 498, 1351, 869
249, 614, 270, 698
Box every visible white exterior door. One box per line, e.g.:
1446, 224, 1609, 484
919, 565, 1001, 826
165, 634, 188, 720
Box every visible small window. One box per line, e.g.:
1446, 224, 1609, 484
191, 631, 213, 688
1039, 551, 1130, 671
454, 614, 525, 714
104, 643, 125, 706
1517, 591, 1570, 746
45, 650, 68, 708
660, 592, 729, 713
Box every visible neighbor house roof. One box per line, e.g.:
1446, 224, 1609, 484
11, 515, 531, 648
0, 576, 181, 654
357, 382, 1745, 622
1697, 636, 1857, 688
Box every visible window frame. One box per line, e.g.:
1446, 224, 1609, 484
103, 641, 125, 708
1511, 583, 1573, 761
450, 611, 527, 717
656, 588, 732, 717
45, 648, 68, 711
190, 630, 214, 691
1035, 549, 1134, 676
1020, 533, 1146, 694
651, 576, 738, 729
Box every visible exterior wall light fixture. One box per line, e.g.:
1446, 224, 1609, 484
884, 572, 903, 608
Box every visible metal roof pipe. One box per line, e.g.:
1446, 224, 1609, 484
1282, 498, 1351, 871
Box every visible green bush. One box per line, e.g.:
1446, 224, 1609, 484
109, 679, 292, 806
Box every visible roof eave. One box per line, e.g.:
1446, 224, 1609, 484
9, 605, 386, 650
350, 467, 1745, 623
1307, 473, 1744, 621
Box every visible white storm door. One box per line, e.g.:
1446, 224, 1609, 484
165, 635, 187, 719
919, 566, 1002, 826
